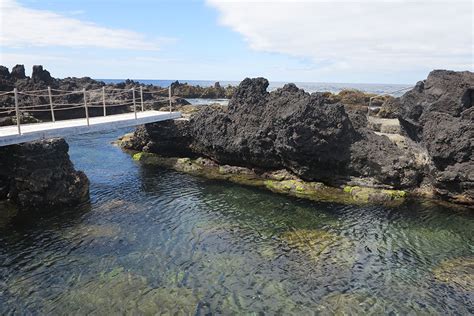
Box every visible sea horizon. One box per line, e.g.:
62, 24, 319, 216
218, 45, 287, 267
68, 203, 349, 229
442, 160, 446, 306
98, 79, 413, 96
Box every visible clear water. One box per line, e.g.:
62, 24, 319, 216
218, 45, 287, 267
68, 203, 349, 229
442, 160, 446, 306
100, 79, 413, 96
0, 128, 472, 314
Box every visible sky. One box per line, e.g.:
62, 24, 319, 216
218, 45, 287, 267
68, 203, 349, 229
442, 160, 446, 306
0, 0, 472, 84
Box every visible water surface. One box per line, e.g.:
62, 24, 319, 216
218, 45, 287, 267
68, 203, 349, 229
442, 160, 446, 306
0, 128, 472, 314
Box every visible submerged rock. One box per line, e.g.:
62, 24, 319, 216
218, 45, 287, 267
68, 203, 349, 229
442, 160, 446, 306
316, 292, 393, 315
0, 138, 89, 209
51, 269, 202, 314
432, 257, 474, 292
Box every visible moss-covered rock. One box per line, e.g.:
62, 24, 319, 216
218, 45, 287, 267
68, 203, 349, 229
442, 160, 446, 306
130, 151, 408, 206
316, 292, 392, 315
343, 185, 406, 203
51, 269, 202, 314
281, 229, 344, 259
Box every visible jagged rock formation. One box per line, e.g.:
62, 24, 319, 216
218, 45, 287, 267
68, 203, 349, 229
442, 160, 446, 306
171, 81, 235, 99
126, 79, 420, 188
0, 138, 89, 209
124, 70, 473, 206
396, 70, 474, 204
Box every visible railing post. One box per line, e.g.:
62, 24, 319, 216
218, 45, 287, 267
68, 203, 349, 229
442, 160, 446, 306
14, 88, 21, 135
83, 88, 89, 126
140, 86, 144, 112
132, 87, 137, 119
169, 85, 172, 114
102, 86, 106, 116
48, 86, 55, 122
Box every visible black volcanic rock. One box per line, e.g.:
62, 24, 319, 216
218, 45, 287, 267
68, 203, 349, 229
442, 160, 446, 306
0, 66, 10, 80
125, 71, 474, 206
127, 77, 420, 188
32, 65, 53, 83
11, 64, 26, 80
0, 138, 89, 209
398, 70, 474, 203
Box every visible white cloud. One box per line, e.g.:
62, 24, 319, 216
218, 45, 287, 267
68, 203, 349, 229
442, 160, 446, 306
0, 0, 170, 50
207, 0, 473, 75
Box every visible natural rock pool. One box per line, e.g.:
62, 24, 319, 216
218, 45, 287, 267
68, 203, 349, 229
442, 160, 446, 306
0, 128, 473, 314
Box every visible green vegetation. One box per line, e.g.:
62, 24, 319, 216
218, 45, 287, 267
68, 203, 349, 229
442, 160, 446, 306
132, 151, 408, 206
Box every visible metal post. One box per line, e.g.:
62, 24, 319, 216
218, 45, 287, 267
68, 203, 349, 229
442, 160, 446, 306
140, 86, 144, 112
83, 88, 89, 126
102, 86, 106, 116
14, 88, 21, 135
132, 87, 137, 119
169, 85, 172, 114
48, 86, 55, 122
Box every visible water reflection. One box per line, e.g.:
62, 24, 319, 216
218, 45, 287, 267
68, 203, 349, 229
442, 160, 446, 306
0, 128, 473, 314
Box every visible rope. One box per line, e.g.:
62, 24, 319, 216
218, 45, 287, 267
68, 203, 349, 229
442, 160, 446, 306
86, 102, 132, 108
50, 105, 87, 111
22, 108, 56, 112
50, 87, 102, 93
0, 90, 13, 96
107, 88, 134, 92
18, 103, 51, 109
142, 88, 169, 95
51, 90, 84, 97
17, 91, 51, 97
51, 103, 85, 107
20, 88, 49, 93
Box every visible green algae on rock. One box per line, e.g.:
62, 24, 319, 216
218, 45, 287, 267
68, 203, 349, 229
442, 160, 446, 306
343, 185, 407, 202
131, 151, 408, 206
280, 229, 354, 268
50, 268, 202, 315
281, 229, 343, 257
315, 292, 392, 315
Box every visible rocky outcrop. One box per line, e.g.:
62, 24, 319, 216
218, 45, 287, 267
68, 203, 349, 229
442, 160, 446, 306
397, 70, 474, 204
125, 78, 420, 189
171, 81, 235, 99
124, 71, 473, 207
11, 64, 26, 80
32, 65, 53, 83
0, 138, 89, 209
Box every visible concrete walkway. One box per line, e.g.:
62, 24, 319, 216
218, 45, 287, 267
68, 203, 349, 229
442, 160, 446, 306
0, 111, 181, 147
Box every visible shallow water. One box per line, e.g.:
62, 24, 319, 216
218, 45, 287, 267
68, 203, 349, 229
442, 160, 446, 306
0, 128, 473, 314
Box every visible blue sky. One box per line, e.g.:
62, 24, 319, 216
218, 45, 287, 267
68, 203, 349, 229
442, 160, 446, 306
0, 0, 472, 84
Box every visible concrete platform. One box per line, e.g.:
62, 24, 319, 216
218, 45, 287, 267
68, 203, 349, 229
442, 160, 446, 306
0, 111, 181, 147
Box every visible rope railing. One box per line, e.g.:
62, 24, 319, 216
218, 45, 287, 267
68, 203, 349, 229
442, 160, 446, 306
0, 85, 176, 135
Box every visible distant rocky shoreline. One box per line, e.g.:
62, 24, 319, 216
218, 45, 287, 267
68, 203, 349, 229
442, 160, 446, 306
0, 64, 235, 125
122, 70, 473, 208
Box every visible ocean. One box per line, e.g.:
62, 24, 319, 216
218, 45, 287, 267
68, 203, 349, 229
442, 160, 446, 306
100, 79, 413, 97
